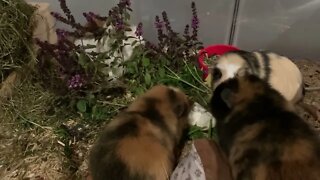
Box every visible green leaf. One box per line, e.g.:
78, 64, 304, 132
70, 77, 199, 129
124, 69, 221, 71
135, 87, 145, 95
92, 105, 102, 119
143, 49, 154, 56
91, 105, 97, 119
188, 125, 206, 140
101, 67, 111, 76
124, 12, 131, 20
87, 94, 95, 105
96, 52, 109, 61
110, 60, 118, 66
78, 52, 90, 67
133, 61, 138, 72
131, 40, 138, 47
76, 100, 87, 113
144, 73, 151, 85
83, 44, 96, 49
159, 68, 166, 78
126, 36, 136, 39
127, 66, 134, 74
124, 22, 131, 27
142, 57, 150, 67
166, 60, 171, 66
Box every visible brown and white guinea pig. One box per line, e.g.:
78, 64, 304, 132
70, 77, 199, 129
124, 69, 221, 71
209, 50, 319, 119
88, 85, 193, 180
209, 73, 320, 180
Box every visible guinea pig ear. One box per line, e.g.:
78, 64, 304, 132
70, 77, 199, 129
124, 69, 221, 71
167, 87, 190, 117
236, 67, 249, 78
173, 102, 186, 118
220, 88, 235, 108
188, 99, 195, 107
173, 98, 193, 118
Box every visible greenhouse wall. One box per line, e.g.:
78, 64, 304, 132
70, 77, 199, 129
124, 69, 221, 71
26, 0, 320, 60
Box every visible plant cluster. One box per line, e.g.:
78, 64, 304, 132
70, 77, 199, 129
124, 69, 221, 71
35, 0, 134, 120
123, 2, 210, 104
35, 0, 211, 124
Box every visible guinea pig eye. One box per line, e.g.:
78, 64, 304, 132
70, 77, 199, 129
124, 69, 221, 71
212, 68, 222, 81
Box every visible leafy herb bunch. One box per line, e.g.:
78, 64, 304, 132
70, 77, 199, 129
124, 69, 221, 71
35, 0, 210, 119
35, 0, 134, 119
124, 2, 209, 104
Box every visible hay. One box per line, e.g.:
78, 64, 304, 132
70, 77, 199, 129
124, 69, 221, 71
0, 0, 36, 82
0, 80, 73, 179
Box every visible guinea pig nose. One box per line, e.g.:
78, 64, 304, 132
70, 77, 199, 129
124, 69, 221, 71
212, 68, 222, 80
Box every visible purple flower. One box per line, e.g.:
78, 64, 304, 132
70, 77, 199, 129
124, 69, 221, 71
154, 16, 163, 29
56, 50, 69, 61
161, 11, 173, 33
146, 41, 157, 50
154, 16, 165, 45
191, 2, 199, 40
35, 38, 60, 58
120, 0, 131, 7
67, 74, 86, 89
51, 1, 84, 32
115, 19, 124, 30
88, 12, 107, 21
108, 7, 118, 17
58, 0, 75, 23
51, 12, 64, 20
191, 2, 197, 16
51, 11, 84, 31
184, 24, 190, 37
145, 41, 160, 57
117, 0, 131, 10
135, 22, 143, 37
108, 7, 126, 30
83, 12, 96, 25
56, 29, 70, 41
56, 36, 75, 52
191, 16, 199, 29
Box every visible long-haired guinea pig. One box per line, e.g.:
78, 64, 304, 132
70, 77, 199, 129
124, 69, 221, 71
88, 85, 193, 180
209, 73, 320, 180
209, 50, 319, 119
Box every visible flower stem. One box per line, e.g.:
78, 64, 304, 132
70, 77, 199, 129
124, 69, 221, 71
164, 66, 206, 93
183, 60, 210, 92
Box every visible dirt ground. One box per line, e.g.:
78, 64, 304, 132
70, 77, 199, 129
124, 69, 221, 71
293, 59, 320, 132
0, 59, 319, 180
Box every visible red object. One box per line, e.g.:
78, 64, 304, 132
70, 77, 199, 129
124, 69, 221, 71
198, 44, 239, 80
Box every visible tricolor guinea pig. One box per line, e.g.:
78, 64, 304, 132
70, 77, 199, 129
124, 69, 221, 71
88, 85, 193, 180
209, 50, 320, 119
209, 73, 320, 180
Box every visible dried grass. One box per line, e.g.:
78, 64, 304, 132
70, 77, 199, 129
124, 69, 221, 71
0, 80, 72, 179
0, 0, 36, 81
0, 77, 130, 179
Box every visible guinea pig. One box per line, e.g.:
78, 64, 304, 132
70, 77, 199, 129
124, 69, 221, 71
209, 50, 319, 119
209, 73, 320, 180
88, 85, 193, 180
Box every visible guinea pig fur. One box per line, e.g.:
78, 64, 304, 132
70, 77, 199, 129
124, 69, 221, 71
209, 50, 320, 120
88, 85, 193, 180
210, 74, 320, 180
209, 50, 303, 104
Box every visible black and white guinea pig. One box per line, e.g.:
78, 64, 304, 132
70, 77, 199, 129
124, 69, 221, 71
209, 50, 304, 104
208, 50, 320, 119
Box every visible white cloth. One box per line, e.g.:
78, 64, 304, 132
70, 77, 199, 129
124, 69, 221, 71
170, 143, 206, 180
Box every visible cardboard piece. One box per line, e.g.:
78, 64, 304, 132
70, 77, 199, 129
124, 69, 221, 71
28, 2, 57, 44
